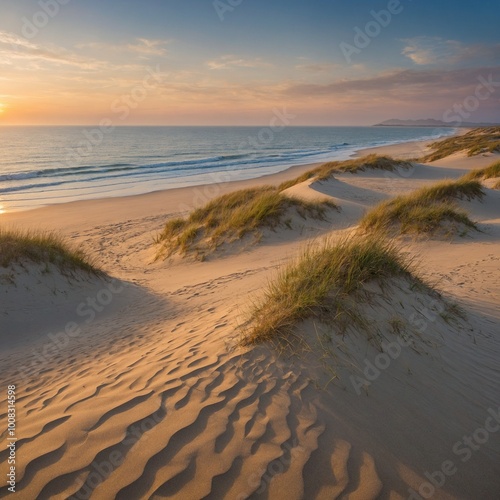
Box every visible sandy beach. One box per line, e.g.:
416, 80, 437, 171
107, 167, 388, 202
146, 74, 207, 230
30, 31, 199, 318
1, 136, 499, 500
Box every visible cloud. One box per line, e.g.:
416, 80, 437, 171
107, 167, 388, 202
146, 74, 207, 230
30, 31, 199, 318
128, 38, 168, 56
402, 37, 500, 66
0, 30, 103, 69
295, 62, 340, 73
285, 66, 500, 101
78, 38, 169, 57
402, 37, 462, 65
206, 55, 270, 70
0, 31, 165, 80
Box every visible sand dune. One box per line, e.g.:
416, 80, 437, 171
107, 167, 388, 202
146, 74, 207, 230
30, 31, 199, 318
1, 148, 499, 499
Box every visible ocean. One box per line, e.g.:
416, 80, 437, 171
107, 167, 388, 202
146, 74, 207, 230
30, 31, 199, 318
0, 126, 455, 212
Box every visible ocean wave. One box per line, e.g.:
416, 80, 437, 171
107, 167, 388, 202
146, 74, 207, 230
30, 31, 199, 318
0, 154, 258, 184
0, 149, 329, 189
0, 127, 458, 204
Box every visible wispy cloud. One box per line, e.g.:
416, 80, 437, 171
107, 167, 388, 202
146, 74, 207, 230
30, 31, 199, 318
128, 38, 169, 56
402, 36, 500, 66
294, 61, 340, 73
206, 55, 270, 70
402, 37, 462, 65
0, 30, 103, 69
78, 38, 170, 57
285, 66, 500, 101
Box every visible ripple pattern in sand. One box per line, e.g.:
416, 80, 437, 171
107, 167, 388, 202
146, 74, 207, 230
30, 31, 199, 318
0, 295, 382, 500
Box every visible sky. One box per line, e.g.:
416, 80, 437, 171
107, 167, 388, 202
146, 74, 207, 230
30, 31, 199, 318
0, 0, 499, 125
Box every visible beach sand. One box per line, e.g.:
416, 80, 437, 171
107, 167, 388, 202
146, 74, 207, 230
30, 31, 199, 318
1, 141, 499, 499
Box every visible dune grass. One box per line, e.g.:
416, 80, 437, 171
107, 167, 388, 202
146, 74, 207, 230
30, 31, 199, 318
278, 154, 412, 190
314, 154, 412, 181
361, 201, 477, 235
461, 160, 500, 181
242, 235, 419, 345
0, 228, 101, 274
360, 179, 483, 235
156, 186, 337, 258
422, 127, 500, 162
278, 171, 318, 191
407, 178, 484, 202
493, 179, 500, 190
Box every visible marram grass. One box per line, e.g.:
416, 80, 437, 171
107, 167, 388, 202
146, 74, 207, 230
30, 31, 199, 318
278, 154, 412, 190
460, 160, 500, 181
156, 186, 337, 258
242, 235, 418, 345
422, 127, 500, 162
0, 228, 102, 275
360, 179, 483, 236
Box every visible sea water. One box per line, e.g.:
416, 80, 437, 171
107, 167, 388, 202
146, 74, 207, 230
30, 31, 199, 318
0, 126, 455, 212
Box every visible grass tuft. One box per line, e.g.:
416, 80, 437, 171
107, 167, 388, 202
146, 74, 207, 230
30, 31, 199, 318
156, 186, 337, 258
361, 202, 476, 235
278, 171, 318, 191
0, 228, 102, 275
360, 179, 483, 235
409, 179, 484, 202
242, 235, 418, 345
460, 160, 500, 181
278, 155, 412, 190
314, 154, 412, 181
422, 127, 500, 161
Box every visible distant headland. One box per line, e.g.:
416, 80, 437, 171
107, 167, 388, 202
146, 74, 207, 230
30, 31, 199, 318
374, 118, 500, 127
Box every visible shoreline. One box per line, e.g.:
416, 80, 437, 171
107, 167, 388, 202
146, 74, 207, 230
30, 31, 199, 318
0, 160, 328, 231
0, 136, 440, 230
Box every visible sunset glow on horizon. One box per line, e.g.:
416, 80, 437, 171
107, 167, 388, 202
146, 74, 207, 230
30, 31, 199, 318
1, 0, 499, 126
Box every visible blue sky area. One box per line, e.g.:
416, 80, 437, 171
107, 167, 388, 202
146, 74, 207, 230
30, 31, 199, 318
0, 0, 499, 124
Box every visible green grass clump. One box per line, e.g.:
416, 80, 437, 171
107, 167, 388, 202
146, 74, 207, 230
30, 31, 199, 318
360, 179, 483, 235
461, 160, 500, 181
0, 228, 101, 275
278, 155, 412, 190
422, 127, 500, 162
156, 186, 337, 258
242, 235, 417, 344
362, 201, 476, 235
410, 179, 484, 202
314, 154, 412, 181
